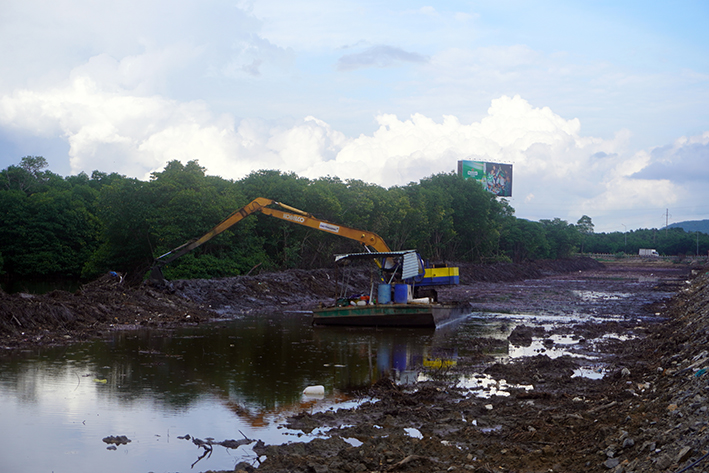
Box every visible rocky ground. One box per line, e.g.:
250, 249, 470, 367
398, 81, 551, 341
230, 260, 709, 473
2, 258, 709, 472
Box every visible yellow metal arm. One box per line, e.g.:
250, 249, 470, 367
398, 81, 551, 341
151, 197, 390, 277
259, 206, 390, 253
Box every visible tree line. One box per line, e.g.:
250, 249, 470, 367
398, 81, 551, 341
581, 227, 709, 258
1, 156, 706, 285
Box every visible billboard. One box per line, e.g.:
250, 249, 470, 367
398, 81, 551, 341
457, 160, 513, 197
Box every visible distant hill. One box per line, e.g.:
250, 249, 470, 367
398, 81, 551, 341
668, 219, 709, 234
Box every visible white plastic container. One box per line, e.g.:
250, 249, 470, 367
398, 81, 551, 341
302, 385, 325, 396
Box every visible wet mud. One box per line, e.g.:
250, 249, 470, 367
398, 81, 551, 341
242, 264, 709, 472
238, 260, 709, 473
2, 258, 709, 472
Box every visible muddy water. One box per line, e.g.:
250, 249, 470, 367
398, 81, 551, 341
0, 312, 466, 473
0, 287, 655, 473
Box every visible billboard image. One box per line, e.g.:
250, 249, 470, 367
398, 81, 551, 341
457, 160, 513, 197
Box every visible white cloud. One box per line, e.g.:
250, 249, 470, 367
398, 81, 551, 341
337, 45, 429, 71
1, 0, 707, 235
0, 80, 691, 230
419, 6, 438, 17
632, 132, 709, 182
69, 44, 203, 95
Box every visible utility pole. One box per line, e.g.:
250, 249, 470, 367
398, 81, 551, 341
665, 209, 669, 237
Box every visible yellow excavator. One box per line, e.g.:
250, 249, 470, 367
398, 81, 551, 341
149, 197, 391, 282
149, 197, 459, 287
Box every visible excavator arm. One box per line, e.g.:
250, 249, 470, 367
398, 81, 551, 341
150, 197, 391, 281
258, 206, 390, 252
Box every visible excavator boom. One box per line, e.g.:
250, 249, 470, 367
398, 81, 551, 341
150, 197, 390, 281
259, 207, 390, 252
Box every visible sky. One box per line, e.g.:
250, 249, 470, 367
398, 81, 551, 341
1, 0, 708, 233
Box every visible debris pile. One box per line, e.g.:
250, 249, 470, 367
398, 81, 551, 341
0, 272, 210, 347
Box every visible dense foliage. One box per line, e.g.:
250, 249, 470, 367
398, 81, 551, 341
582, 226, 709, 257
1, 156, 707, 285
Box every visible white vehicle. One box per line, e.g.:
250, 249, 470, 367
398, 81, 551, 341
639, 248, 660, 257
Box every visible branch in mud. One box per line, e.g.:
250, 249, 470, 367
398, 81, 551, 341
191, 441, 212, 468
388, 454, 438, 471
177, 431, 256, 468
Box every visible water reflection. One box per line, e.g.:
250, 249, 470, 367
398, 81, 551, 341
0, 312, 456, 473
0, 309, 626, 472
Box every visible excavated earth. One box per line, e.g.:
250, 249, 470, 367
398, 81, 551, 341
2, 258, 709, 473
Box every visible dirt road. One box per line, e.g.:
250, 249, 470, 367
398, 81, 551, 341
2, 258, 708, 472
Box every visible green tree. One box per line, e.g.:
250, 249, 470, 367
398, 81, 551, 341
540, 218, 581, 259
500, 218, 550, 262
86, 160, 271, 281
404, 179, 455, 260
150, 161, 267, 278
576, 215, 594, 253
84, 177, 155, 279
401, 173, 506, 262
0, 157, 103, 279
238, 170, 312, 268
0, 156, 51, 195
0, 187, 100, 278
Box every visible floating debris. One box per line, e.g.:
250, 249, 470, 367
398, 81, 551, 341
102, 435, 131, 448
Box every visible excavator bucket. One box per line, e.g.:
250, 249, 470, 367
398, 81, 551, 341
148, 265, 166, 285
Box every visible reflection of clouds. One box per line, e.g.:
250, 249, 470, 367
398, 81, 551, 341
0, 314, 446, 472
506, 334, 591, 360
572, 290, 631, 301
418, 372, 533, 398
0, 370, 309, 472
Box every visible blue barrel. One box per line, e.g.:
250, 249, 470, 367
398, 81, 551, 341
378, 284, 392, 304
393, 284, 408, 304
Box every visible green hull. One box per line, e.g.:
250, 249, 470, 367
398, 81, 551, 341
312, 303, 469, 328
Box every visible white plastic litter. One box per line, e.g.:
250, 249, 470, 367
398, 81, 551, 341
302, 385, 325, 396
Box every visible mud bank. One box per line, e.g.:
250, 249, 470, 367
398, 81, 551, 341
0, 272, 213, 348
0, 257, 604, 348
235, 262, 709, 473
2, 258, 709, 473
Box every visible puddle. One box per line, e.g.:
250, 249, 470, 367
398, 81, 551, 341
482, 312, 625, 324
343, 437, 363, 447
417, 372, 534, 398
600, 333, 636, 342
507, 334, 594, 360
573, 290, 632, 301
637, 276, 659, 283
0, 317, 434, 473
572, 366, 607, 379
480, 425, 503, 434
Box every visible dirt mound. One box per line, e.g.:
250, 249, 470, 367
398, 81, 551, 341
171, 257, 605, 315
0, 272, 210, 348
171, 268, 343, 314
0, 257, 638, 349
457, 257, 605, 283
